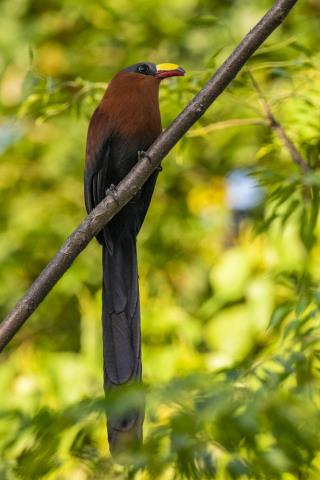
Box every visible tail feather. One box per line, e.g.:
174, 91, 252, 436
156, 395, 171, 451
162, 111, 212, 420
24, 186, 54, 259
102, 236, 144, 453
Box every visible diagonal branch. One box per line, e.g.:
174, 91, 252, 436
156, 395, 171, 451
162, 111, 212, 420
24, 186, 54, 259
0, 0, 299, 352
247, 69, 311, 173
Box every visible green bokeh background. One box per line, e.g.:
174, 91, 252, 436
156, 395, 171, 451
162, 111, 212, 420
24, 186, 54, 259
1, 0, 320, 478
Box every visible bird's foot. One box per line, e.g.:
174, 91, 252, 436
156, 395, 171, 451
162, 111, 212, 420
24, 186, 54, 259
105, 184, 120, 205
138, 151, 162, 172
138, 150, 152, 164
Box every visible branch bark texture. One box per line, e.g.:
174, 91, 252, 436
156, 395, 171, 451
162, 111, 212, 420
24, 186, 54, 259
0, 0, 298, 352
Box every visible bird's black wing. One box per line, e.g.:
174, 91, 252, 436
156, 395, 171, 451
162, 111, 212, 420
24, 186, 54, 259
84, 107, 112, 245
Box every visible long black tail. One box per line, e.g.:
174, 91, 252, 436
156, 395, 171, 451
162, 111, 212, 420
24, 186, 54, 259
102, 234, 143, 453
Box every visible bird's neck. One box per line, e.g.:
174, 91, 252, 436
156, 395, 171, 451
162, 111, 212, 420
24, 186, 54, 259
101, 73, 161, 139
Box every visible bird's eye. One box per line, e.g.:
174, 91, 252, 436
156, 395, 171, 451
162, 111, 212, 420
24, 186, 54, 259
137, 64, 150, 75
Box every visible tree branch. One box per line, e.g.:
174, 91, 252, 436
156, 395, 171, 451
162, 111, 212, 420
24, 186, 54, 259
0, 0, 298, 352
247, 69, 311, 173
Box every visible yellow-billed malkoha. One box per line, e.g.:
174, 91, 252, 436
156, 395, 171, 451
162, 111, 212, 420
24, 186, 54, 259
84, 62, 185, 452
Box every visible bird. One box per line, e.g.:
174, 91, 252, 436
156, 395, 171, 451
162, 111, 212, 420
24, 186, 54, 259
84, 62, 185, 454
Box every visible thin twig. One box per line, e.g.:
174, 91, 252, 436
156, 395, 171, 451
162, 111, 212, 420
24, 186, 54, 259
247, 69, 311, 173
188, 118, 266, 137
0, 0, 299, 352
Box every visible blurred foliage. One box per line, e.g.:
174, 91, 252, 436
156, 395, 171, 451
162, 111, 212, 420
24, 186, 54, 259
1, 0, 320, 478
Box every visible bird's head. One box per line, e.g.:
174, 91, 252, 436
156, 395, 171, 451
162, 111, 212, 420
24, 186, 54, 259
122, 62, 185, 80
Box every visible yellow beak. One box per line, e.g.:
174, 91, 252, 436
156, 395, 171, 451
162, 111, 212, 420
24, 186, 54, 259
156, 63, 185, 79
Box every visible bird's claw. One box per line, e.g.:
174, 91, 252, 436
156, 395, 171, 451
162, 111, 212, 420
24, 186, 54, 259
138, 150, 152, 164
105, 184, 120, 205
138, 151, 163, 173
